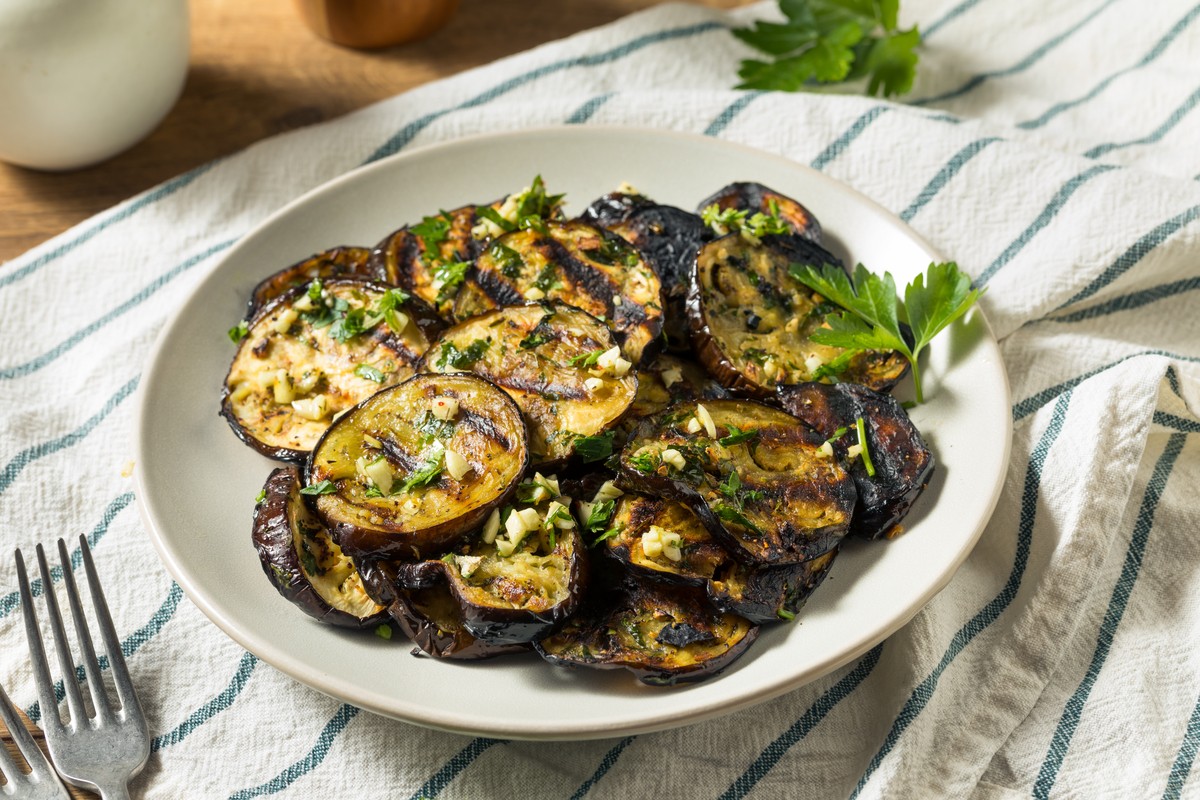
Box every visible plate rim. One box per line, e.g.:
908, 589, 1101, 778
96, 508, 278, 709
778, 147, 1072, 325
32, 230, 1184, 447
134, 124, 1013, 740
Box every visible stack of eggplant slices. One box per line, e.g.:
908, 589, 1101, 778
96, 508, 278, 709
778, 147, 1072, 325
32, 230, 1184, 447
222, 178, 934, 686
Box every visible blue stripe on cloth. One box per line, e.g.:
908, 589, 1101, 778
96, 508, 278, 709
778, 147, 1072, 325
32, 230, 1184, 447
407, 738, 506, 800
0, 375, 139, 497
0, 239, 236, 381
0, 161, 217, 292
1154, 411, 1200, 433
1018, 4, 1200, 130
565, 93, 617, 124
922, 0, 992, 40
570, 737, 636, 799
1044, 276, 1200, 324
1055, 204, 1200, 310
1166, 367, 1183, 398
810, 107, 891, 171
153, 652, 260, 752
1163, 692, 1200, 799
1085, 82, 1200, 159
977, 164, 1118, 286
1014, 351, 1200, 422
720, 643, 885, 799
914, 0, 1120, 107
899, 138, 1003, 222
704, 92, 765, 137
850, 392, 1074, 799
1032, 433, 1186, 798
0, 493, 135, 619
27, 582, 184, 724
228, 704, 360, 799
364, 21, 726, 164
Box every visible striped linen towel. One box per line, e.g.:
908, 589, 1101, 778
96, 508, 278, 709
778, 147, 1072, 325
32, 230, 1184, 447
1, 0, 1198, 796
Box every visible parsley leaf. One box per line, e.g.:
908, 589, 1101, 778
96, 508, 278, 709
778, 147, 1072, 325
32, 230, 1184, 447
300, 479, 338, 496
409, 211, 454, 263
789, 260, 983, 403
436, 339, 490, 370
569, 350, 604, 369
719, 426, 759, 447
585, 499, 616, 532
398, 452, 444, 493
433, 259, 470, 303
573, 431, 615, 463
734, 0, 921, 99
228, 321, 249, 344
355, 364, 387, 383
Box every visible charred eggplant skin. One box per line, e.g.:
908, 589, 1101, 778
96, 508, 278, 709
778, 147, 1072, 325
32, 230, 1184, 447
389, 585, 529, 660
617, 399, 856, 564
252, 466, 388, 629
246, 246, 373, 319
712, 549, 837, 624
778, 382, 934, 540
579, 190, 658, 229
534, 568, 757, 686
696, 182, 822, 243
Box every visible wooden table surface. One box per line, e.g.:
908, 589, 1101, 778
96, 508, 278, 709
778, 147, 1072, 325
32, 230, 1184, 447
0, 1, 751, 795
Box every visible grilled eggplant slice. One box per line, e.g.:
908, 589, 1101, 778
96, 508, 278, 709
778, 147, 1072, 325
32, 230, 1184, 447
688, 234, 909, 397
368, 205, 482, 320
390, 585, 529, 660
621, 355, 729, 438
252, 466, 388, 628
579, 189, 657, 229
451, 220, 663, 364
598, 492, 837, 623
535, 569, 757, 686
246, 246, 373, 319
396, 500, 588, 644
696, 182, 822, 242
307, 373, 528, 561
617, 399, 855, 564
778, 382, 934, 540
222, 279, 443, 462
420, 302, 636, 465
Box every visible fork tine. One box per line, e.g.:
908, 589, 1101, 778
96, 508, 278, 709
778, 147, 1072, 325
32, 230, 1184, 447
56, 538, 112, 723
33, 543, 89, 727
15, 549, 64, 735
0, 681, 48, 783
78, 536, 140, 716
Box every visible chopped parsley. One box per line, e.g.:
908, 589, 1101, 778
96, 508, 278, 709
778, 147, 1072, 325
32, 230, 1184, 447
592, 525, 622, 546
582, 236, 640, 267
519, 331, 553, 350
701, 200, 789, 239
824, 426, 849, 446
254, 488, 267, 504
409, 211, 454, 262
572, 431, 615, 463
719, 425, 759, 447
355, 364, 387, 383
433, 259, 470, 303
532, 263, 564, 294
299, 479, 338, 496
742, 347, 772, 365
488, 241, 525, 278
777, 608, 796, 621
585, 499, 616, 532
568, 350, 604, 369
627, 450, 660, 474
855, 416, 876, 477
398, 452, 444, 493
476, 205, 517, 234
713, 502, 766, 536
228, 321, 249, 344
811, 349, 859, 381
413, 410, 455, 444
436, 338, 490, 370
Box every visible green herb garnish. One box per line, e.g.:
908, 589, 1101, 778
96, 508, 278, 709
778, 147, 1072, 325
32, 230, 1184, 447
299, 479, 338, 496
254, 488, 267, 504
569, 350, 604, 369
777, 608, 797, 621
592, 526, 623, 546
355, 364, 386, 383
719, 425, 759, 447
476, 206, 517, 234
488, 241, 525, 278
436, 338, 490, 370
532, 263, 563, 294
410, 211, 454, 262
811, 349, 859, 381
855, 416, 876, 477
573, 431, 615, 463
789, 260, 983, 403
583, 236, 640, 267
733, 0, 921, 99
228, 321, 249, 344
585, 499, 616, 532
398, 451, 444, 493
433, 259, 470, 303
374, 624, 393, 640
628, 451, 660, 474
825, 426, 849, 446
713, 502, 766, 536
519, 331, 553, 350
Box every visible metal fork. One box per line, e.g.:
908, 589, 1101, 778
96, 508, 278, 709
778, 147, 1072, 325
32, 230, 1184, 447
0, 680, 71, 799
15, 537, 150, 800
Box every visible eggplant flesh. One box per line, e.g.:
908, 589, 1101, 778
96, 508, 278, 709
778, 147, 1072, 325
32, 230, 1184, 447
246, 246, 373, 319
308, 372, 529, 562
419, 302, 636, 465
389, 585, 529, 660
696, 182, 822, 243
535, 568, 757, 686
688, 234, 908, 397
617, 399, 856, 565
368, 205, 482, 320
451, 220, 663, 365
778, 382, 935, 540
222, 278, 442, 463
252, 466, 387, 628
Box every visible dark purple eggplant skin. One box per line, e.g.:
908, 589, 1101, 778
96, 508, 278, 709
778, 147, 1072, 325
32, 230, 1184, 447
393, 527, 589, 645
252, 466, 388, 629
712, 548, 838, 624
389, 585, 529, 660
534, 567, 758, 686
695, 182, 823, 243
778, 382, 935, 540
579, 191, 658, 229
245, 246, 373, 319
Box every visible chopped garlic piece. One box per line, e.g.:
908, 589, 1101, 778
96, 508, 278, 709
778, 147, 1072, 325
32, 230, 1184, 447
596, 346, 622, 372
660, 367, 683, 388
611, 356, 632, 377
292, 294, 315, 312
804, 354, 824, 374
784, 316, 801, 333
363, 433, 382, 449
661, 449, 686, 471
641, 528, 663, 558
444, 448, 471, 481
272, 370, 295, 404
545, 500, 576, 529
847, 443, 863, 460
594, 481, 623, 502
505, 510, 527, 539
575, 500, 595, 527
389, 310, 410, 333
696, 404, 717, 438
584, 377, 604, 392
523, 287, 546, 301
517, 508, 542, 531
818, 441, 834, 459
431, 396, 459, 421
686, 417, 703, 434
532, 472, 561, 498
481, 508, 501, 543
273, 308, 299, 334
648, 526, 683, 562
612, 295, 623, 306
616, 180, 640, 195
455, 555, 483, 579
363, 457, 393, 495
291, 394, 328, 421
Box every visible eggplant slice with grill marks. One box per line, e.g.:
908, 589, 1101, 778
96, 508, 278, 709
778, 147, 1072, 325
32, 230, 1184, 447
595, 491, 838, 624
778, 382, 934, 540
222, 279, 443, 463
307, 372, 529, 562
696, 182, 822, 242
616, 399, 856, 565
451, 220, 664, 364
390, 584, 530, 660
245, 246, 374, 319
419, 302, 637, 466
688, 233, 909, 397
534, 566, 758, 686
367, 205, 482, 320
619, 354, 729, 442
252, 466, 388, 629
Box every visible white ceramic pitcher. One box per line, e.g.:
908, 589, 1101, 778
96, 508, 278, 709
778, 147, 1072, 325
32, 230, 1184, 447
0, 0, 189, 171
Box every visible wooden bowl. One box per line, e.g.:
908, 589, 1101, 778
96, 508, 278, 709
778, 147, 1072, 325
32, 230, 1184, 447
292, 0, 460, 49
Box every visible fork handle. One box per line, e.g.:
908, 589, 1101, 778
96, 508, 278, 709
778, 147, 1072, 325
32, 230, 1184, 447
97, 785, 132, 800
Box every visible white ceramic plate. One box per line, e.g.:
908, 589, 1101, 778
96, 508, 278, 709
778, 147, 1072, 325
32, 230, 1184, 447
135, 127, 1011, 740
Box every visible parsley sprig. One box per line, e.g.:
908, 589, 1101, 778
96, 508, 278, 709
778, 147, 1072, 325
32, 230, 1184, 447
734, 0, 921, 99
789, 261, 983, 403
